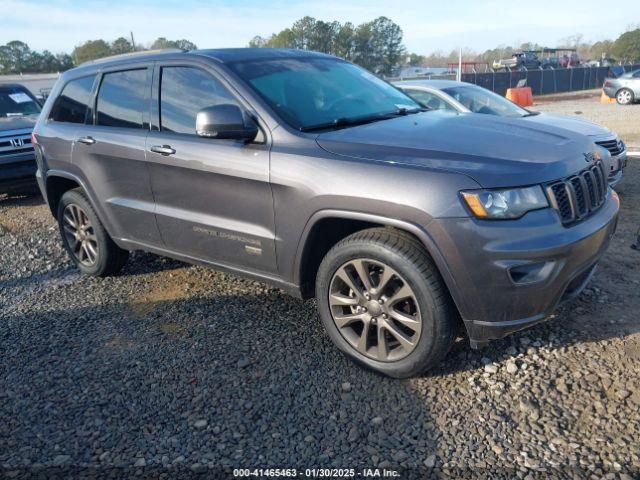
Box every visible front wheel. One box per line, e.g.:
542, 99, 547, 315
57, 188, 129, 276
315, 228, 457, 378
616, 88, 634, 105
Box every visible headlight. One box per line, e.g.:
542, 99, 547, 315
460, 185, 548, 219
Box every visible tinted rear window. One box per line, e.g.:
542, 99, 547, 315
50, 76, 95, 124
96, 69, 147, 128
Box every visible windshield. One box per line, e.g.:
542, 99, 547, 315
442, 85, 529, 118
0, 86, 41, 118
228, 57, 420, 130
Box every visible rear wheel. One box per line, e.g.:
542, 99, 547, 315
315, 228, 457, 378
57, 188, 128, 276
616, 88, 634, 105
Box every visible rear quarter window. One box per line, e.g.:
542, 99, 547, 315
50, 76, 95, 124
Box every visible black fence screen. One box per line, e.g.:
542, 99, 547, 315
451, 64, 640, 96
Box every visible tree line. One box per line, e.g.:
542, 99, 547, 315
0, 37, 197, 74
2, 21, 639, 76
248, 16, 405, 75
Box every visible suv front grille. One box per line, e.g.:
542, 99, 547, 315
546, 160, 608, 226
595, 139, 624, 157
0, 133, 33, 157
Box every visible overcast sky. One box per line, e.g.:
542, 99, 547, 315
2, 0, 637, 55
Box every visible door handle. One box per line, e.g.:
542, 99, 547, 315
150, 145, 176, 156
77, 136, 96, 145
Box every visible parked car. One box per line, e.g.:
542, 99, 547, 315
0, 83, 41, 193
395, 80, 627, 187
603, 69, 640, 105
492, 51, 540, 70
540, 56, 561, 69
559, 53, 581, 68
33, 49, 618, 378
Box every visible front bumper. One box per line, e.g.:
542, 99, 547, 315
430, 190, 619, 345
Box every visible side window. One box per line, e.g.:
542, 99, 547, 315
96, 69, 147, 128
405, 89, 452, 111
160, 66, 239, 134
50, 76, 95, 124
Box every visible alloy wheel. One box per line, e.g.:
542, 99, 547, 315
62, 203, 99, 266
328, 258, 422, 362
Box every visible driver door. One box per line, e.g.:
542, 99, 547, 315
146, 62, 277, 274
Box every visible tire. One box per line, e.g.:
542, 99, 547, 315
616, 88, 634, 105
57, 188, 128, 276
315, 227, 457, 378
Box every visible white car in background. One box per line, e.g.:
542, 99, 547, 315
395, 80, 627, 187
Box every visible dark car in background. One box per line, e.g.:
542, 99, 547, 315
33, 48, 618, 377
492, 51, 540, 70
603, 69, 640, 105
0, 83, 40, 193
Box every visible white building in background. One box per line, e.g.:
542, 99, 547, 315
0, 73, 60, 100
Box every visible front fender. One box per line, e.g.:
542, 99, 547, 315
292, 208, 471, 321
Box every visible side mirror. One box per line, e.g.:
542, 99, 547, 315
196, 104, 258, 141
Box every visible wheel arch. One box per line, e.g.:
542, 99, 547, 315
294, 210, 467, 319
44, 170, 85, 216
44, 170, 116, 239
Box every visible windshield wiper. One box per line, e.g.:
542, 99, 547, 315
300, 107, 427, 132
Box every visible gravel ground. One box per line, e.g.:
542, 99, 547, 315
1, 160, 639, 478
531, 89, 640, 148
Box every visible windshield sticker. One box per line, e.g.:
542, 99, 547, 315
8, 92, 32, 104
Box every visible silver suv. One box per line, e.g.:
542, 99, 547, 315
33, 49, 619, 377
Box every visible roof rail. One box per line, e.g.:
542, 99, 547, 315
80, 48, 185, 66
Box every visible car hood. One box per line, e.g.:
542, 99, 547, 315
315, 111, 598, 188
0, 114, 38, 134
523, 112, 611, 137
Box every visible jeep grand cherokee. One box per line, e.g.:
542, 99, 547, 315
32, 49, 619, 377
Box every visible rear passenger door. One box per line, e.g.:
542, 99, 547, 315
147, 63, 276, 274
72, 65, 162, 246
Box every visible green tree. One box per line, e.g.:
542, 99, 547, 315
0, 40, 32, 73
407, 53, 425, 66
264, 29, 296, 48
371, 17, 405, 75
248, 36, 267, 48
55, 53, 74, 71
72, 39, 111, 64
290, 16, 317, 49
612, 28, 640, 62
333, 22, 355, 60
308, 20, 340, 53
111, 37, 133, 55
245, 16, 405, 73
150, 37, 197, 51
591, 40, 614, 60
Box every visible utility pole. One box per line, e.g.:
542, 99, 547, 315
457, 47, 462, 82
130, 31, 136, 52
